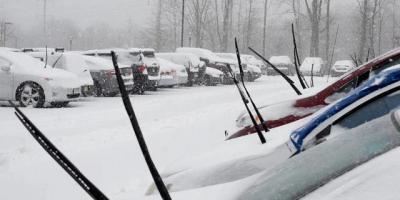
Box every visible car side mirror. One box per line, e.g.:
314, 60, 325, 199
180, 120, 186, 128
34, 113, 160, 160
1, 65, 11, 72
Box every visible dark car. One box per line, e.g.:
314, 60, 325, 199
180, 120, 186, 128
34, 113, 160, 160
82, 55, 134, 97
82, 49, 147, 94
228, 47, 400, 140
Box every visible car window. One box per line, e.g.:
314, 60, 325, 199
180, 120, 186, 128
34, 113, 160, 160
314, 90, 400, 144
371, 56, 400, 76
142, 51, 155, 58
325, 79, 357, 103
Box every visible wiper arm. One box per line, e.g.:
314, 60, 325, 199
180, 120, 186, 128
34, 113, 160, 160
248, 47, 302, 95
11, 102, 109, 200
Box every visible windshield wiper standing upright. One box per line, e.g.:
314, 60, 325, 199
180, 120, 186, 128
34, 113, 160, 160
248, 47, 302, 96
110, 51, 172, 200
227, 40, 266, 144
234, 38, 269, 134
11, 102, 109, 200
291, 24, 309, 89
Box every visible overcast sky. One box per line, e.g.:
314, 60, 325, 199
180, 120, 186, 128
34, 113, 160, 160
0, 0, 156, 30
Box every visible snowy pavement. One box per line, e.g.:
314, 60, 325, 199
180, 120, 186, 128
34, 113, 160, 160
0, 76, 333, 200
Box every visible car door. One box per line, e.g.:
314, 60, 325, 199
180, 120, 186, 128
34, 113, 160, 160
0, 57, 13, 100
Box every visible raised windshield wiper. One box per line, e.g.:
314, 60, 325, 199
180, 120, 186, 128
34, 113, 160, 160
110, 51, 172, 200
235, 38, 269, 134
249, 47, 302, 95
11, 101, 109, 200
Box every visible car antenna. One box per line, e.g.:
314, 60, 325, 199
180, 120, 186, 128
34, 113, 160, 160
226, 57, 266, 144
10, 101, 109, 200
110, 51, 172, 200
291, 24, 309, 89
44, 46, 48, 68
235, 38, 269, 133
249, 47, 302, 95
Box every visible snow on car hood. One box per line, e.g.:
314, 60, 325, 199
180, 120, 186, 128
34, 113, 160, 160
236, 99, 324, 128
205, 67, 224, 77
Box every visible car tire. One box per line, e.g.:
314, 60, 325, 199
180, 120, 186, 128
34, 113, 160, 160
50, 101, 69, 108
103, 92, 118, 97
16, 82, 45, 108
93, 80, 103, 97
248, 72, 254, 82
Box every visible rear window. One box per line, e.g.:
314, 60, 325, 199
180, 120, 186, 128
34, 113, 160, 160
143, 51, 155, 58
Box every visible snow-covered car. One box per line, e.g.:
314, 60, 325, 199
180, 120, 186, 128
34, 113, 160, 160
300, 57, 325, 76
82, 55, 134, 97
131, 48, 160, 91
0, 50, 81, 107
82, 49, 148, 94
146, 66, 400, 195
236, 109, 400, 200
216, 52, 261, 81
204, 65, 224, 86
288, 65, 400, 154
28, 52, 94, 97
156, 52, 201, 86
241, 54, 267, 75
176, 47, 237, 84
330, 59, 356, 77
157, 58, 188, 87
268, 56, 295, 76
229, 47, 400, 140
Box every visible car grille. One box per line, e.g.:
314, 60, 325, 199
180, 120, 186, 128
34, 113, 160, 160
120, 67, 132, 76
147, 67, 159, 76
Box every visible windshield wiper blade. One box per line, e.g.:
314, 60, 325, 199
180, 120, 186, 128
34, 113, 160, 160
226, 59, 266, 144
11, 102, 109, 200
248, 47, 302, 96
291, 24, 309, 89
235, 38, 269, 133
110, 51, 172, 200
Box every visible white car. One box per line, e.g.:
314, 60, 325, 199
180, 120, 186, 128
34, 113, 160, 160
157, 58, 188, 87
330, 60, 356, 77
29, 52, 94, 96
217, 52, 261, 81
300, 57, 325, 76
0, 50, 81, 107
156, 52, 201, 86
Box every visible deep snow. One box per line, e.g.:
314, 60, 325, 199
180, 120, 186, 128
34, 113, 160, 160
0, 76, 333, 200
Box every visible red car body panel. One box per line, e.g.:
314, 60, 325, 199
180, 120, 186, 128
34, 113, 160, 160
227, 48, 400, 140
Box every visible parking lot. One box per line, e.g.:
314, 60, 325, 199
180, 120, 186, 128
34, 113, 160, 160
0, 76, 333, 199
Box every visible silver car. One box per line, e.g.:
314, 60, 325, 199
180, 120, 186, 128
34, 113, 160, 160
0, 50, 81, 107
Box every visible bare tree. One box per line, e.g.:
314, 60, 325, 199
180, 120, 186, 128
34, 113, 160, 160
187, 0, 210, 48
304, 0, 323, 57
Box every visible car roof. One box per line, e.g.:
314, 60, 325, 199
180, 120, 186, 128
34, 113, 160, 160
289, 65, 400, 153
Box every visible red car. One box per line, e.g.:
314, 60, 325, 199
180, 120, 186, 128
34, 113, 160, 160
227, 47, 400, 140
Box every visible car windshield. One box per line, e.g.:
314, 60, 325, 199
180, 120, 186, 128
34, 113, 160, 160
238, 113, 400, 200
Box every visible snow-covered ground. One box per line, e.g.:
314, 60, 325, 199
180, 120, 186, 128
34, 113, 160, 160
0, 76, 333, 200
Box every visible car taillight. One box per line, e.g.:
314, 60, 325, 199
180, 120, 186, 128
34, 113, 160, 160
105, 70, 116, 78
138, 65, 146, 73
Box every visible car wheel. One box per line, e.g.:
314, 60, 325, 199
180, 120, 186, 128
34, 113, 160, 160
50, 101, 69, 108
248, 72, 254, 82
93, 81, 103, 97
103, 92, 118, 97
17, 82, 45, 108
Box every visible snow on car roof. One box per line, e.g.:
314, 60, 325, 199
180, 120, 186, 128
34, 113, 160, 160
1, 49, 46, 70
156, 52, 202, 67
333, 60, 355, 66
289, 65, 400, 153
269, 56, 292, 65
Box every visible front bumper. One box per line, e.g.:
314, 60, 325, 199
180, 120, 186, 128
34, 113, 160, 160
46, 86, 81, 102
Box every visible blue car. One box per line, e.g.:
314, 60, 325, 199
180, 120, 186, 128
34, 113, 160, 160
288, 65, 400, 155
